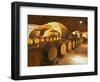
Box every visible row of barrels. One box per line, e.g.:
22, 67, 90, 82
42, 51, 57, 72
28, 39, 82, 66
28, 36, 61, 45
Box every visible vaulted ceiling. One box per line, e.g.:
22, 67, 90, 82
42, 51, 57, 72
28, 15, 87, 32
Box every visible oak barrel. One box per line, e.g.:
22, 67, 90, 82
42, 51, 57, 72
58, 41, 67, 56
45, 44, 58, 62
72, 40, 76, 49
67, 40, 72, 51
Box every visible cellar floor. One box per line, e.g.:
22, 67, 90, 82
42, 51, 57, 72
57, 43, 88, 65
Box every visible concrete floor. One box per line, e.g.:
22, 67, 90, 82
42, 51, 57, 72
57, 43, 88, 65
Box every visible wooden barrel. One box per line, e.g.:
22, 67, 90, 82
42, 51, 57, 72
81, 37, 86, 43
40, 38, 45, 42
58, 42, 67, 56
76, 39, 78, 47
28, 48, 44, 66
78, 39, 81, 45
77, 39, 80, 45
33, 38, 40, 44
50, 37, 53, 42
76, 39, 80, 46
45, 37, 49, 42
45, 44, 58, 62
28, 38, 33, 45
72, 40, 76, 49
54, 37, 57, 41
67, 40, 72, 52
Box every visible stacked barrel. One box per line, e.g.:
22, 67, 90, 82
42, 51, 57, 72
28, 36, 81, 66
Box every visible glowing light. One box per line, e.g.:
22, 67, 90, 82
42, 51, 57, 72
41, 22, 67, 37
28, 22, 67, 39
43, 29, 51, 37
80, 20, 83, 24
47, 22, 62, 35
71, 55, 87, 64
